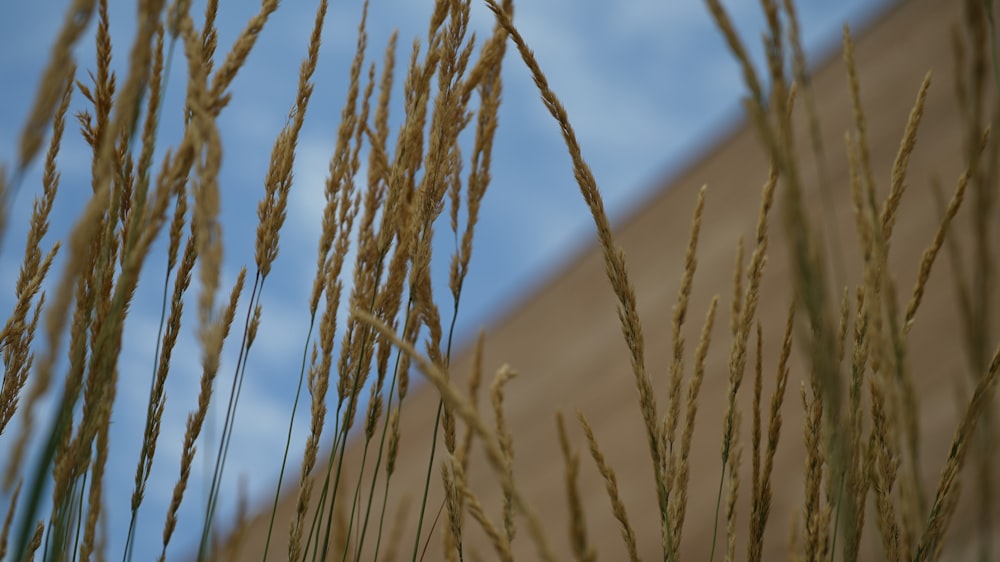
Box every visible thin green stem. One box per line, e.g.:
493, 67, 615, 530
198, 272, 264, 561
304, 399, 346, 562
410, 399, 445, 562
262, 315, 318, 561
316, 261, 386, 560
830, 473, 845, 562
354, 310, 413, 560
708, 461, 726, 562
410, 293, 463, 562
124, 199, 176, 562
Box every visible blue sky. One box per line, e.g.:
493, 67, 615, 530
0, 0, 890, 558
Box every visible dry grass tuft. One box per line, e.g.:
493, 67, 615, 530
0, 0, 997, 560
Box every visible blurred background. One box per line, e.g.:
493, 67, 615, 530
0, 0, 893, 558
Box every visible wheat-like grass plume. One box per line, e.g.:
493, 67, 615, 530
1, 0, 998, 560
159, 268, 246, 562
665, 185, 707, 469
915, 343, 1000, 560
577, 411, 640, 562
354, 309, 557, 562
0, 481, 22, 559
556, 412, 596, 562
483, 5, 671, 551
670, 295, 719, 554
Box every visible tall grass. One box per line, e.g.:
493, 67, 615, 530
0, 0, 997, 561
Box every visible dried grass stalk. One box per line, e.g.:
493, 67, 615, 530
577, 412, 640, 562
556, 412, 596, 562
915, 343, 1000, 560
354, 309, 557, 562
483, 2, 670, 543
670, 295, 719, 553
